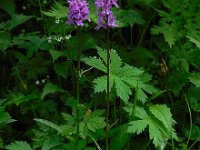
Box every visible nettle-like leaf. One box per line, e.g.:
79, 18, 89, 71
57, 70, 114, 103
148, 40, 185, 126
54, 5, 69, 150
127, 105, 177, 149
128, 104, 177, 146
42, 1, 67, 19
5, 141, 32, 150
83, 47, 158, 102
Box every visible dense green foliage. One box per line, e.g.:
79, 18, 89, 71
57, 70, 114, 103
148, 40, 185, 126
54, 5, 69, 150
0, 0, 199, 149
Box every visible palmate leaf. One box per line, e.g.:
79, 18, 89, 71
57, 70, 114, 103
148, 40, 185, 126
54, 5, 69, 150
127, 105, 177, 149
5, 141, 32, 150
84, 48, 158, 102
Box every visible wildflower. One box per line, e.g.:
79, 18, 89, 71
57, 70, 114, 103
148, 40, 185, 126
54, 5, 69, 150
35, 80, 40, 85
47, 36, 52, 43
65, 34, 72, 40
41, 79, 46, 83
55, 19, 60, 24
56, 36, 63, 42
95, 0, 118, 29
67, 0, 90, 26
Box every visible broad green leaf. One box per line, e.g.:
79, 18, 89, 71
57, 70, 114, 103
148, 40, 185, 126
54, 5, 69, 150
53, 61, 70, 78
5, 141, 32, 150
0, 0, 15, 16
50, 50, 67, 63
188, 73, 200, 87
41, 82, 65, 98
110, 125, 130, 150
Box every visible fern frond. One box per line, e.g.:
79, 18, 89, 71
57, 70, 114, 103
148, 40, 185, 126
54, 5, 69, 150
5, 141, 32, 150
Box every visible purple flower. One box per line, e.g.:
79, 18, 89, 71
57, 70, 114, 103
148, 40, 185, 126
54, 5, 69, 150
67, 0, 90, 26
95, 0, 119, 29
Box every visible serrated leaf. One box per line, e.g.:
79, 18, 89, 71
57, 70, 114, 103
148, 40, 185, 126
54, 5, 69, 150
83, 57, 106, 72
86, 116, 106, 132
114, 76, 132, 102
34, 118, 61, 132
5, 141, 32, 150
41, 82, 65, 98
84, 48, 157, 102
127, 120, 148, 134
42, 1, 67, 19
149, 105, 176, 131
41, 139, 62, 150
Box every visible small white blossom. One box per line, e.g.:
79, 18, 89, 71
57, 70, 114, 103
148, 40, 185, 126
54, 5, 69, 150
43, 0, 47, 4
41, 79, 46, 83
56, 36, 63, 42
22, 6, 26, 10
47, 36, 52, 43
55, 19, 60, 24
35, 80, 40, 85
65, 34, 71, 40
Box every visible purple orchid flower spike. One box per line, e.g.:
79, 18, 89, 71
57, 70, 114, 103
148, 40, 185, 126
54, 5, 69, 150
95, 0, 119, 29
67, 0, 90, 26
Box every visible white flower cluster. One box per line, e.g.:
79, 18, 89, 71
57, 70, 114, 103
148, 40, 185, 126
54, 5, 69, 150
35, 75, 49, 85
47, 34, 71, 43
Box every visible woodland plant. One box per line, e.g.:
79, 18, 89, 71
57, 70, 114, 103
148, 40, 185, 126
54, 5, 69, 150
0, 0, 200, 150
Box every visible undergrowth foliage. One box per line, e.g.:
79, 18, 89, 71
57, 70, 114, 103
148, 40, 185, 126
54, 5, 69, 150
0, 0, 200, 150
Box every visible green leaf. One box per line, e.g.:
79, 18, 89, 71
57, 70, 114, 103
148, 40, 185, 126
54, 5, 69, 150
5, 141, 32, 150
110, 125, 130, 150
187, 36, 200, 49
84, 48, 157, 102
127, 120, 148, 134
188, 73, 200, 87
0, 107, 15, 125
0, 31, 10, 52
50, 50, 68, 63
9, 14, 32, 30
41, 139, 62, 150
42, 1, 67, 19
53, 61, 70, 78
114, 9, 145, 27
41, 82, 65, 98
149, 105, 176, 131
34, 118, 61, 132
86, 116, 106, 132
0, 0, 15, 16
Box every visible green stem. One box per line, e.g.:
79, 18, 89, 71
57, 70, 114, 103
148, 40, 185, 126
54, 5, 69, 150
106, 29, 110, 150
76, 29, 81, 142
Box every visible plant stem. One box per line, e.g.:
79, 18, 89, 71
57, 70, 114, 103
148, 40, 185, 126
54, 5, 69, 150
76, 29, 81, 142
106, 28, 110, 150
